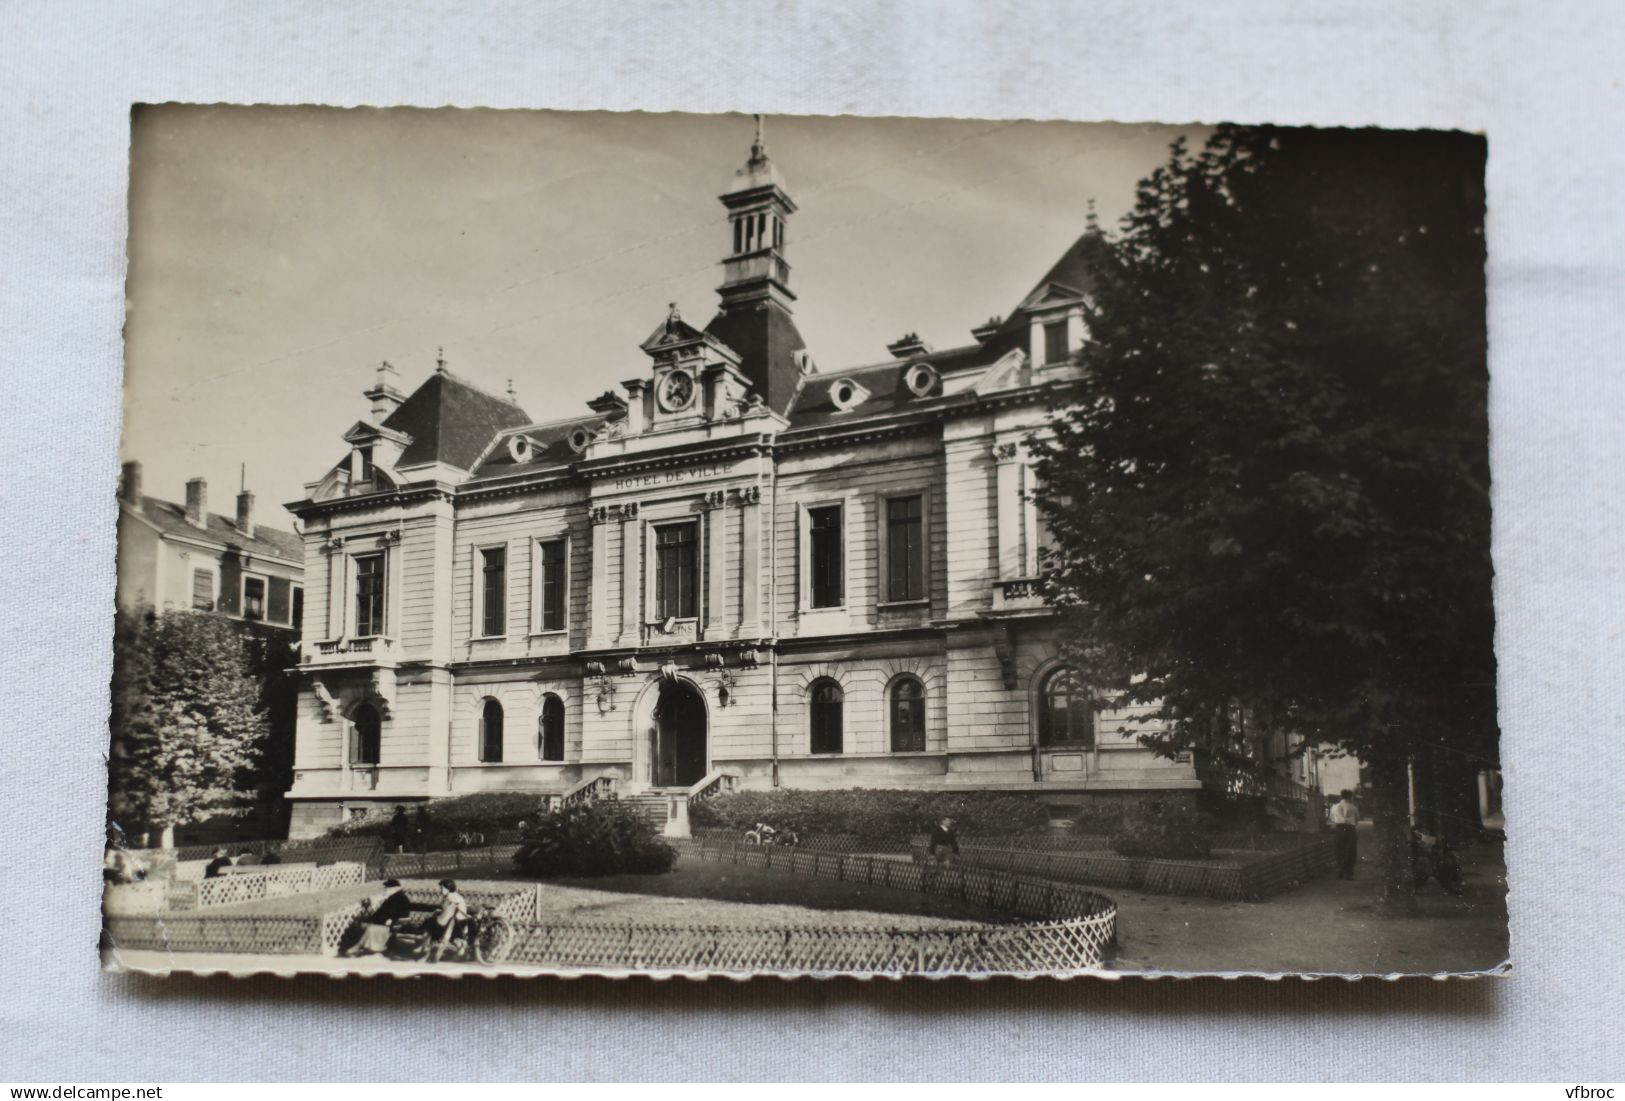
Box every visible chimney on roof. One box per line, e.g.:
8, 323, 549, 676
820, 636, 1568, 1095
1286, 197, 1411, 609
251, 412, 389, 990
184, 478, 207, 528
236, 490, 255, 539
886, 332, 932, 359
971, 316, 1002, 343
364, 361, 405, 422
586, 390, 628, 417
119, 461, 142, 510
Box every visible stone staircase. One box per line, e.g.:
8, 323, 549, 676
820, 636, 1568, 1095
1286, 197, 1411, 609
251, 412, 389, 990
620, 791, 676, 830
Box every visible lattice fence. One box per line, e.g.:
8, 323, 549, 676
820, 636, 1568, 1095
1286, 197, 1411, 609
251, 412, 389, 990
380, 845, 521, 879
901, 836, 1339, 901
104, 914, 323, 956
193, 862, 365, 909
102, 881, 171, 915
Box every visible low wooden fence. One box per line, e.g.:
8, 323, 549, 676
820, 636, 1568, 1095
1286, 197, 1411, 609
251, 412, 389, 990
159, 862, 367, 911
913, 835, 1338, 901
379, 845, 522, 879
104, 915, 326, 956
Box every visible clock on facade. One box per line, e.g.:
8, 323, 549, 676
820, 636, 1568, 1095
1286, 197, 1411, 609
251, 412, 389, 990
658, 369, 696, 412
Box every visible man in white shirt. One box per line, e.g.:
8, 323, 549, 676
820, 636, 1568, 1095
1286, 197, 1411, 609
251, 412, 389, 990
1329, 790, 1361, 879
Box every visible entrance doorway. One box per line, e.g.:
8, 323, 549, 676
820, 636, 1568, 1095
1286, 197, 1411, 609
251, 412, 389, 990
652, 679, 707, 788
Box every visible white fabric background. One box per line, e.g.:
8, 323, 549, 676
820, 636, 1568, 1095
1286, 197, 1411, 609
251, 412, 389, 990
1, 0, 1620, 1082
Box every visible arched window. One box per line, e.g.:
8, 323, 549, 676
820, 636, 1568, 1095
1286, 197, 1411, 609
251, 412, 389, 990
889, 675, 926, 752
1038, 667, 1094, 749
538, 694, 565, 762
809, 678, 844, 755
479, 698, 504, 763
350, 703, 381, 766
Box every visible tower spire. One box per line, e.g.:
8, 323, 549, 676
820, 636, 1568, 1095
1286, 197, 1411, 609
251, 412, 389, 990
751, 113, 766, 162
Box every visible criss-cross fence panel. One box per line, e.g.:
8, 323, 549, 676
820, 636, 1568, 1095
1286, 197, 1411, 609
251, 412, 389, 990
193, 862, 366, 909
104, 915, 322, 956
381, 845, 521, 879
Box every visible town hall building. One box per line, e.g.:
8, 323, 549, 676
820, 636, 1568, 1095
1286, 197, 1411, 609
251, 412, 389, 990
284, 124, 1201, 838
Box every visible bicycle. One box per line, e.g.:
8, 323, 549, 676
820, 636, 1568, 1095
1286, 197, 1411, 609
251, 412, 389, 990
743, 823, 799, 847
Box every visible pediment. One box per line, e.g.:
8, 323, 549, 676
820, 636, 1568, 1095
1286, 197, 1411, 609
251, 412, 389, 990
1018, 280, 1087, 313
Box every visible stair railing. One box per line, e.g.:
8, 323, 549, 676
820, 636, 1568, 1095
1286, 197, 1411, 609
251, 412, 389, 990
685, 770, 738, 806
556, 774, 617, 810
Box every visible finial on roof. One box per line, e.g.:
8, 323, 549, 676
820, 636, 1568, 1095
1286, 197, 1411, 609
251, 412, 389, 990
436, 346, 447, 374
752, 114, 766, 161
506, 378, 517, 401
667, 302, 682, 328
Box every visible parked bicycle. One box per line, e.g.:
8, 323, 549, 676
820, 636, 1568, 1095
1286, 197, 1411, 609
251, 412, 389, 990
743, 822, 800, 847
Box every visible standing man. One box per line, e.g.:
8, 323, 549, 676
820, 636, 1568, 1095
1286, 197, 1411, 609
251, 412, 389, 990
1329, 789, 1361, 879
928, 817, 961, 867
388, 805, 411, 854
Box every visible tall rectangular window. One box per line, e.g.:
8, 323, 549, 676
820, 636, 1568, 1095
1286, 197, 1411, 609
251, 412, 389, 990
267, 577, 291, 624
808, 505, 843, 608
191, 568, 214, 611
242, 575, 266, 621
655, 522, 698, 620
537, 539, 566, 632
291, 585, 304, 629
480, 546, 507, 636
355, 553, 385, 637
1044, 320, 1069, 365
886, 495, 925, 602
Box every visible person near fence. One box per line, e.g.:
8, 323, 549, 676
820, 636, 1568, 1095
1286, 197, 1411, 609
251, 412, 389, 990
235, 849, 261, 867
428, 878, 469, 961
412, 805, 432, 854
345, 878, 412, 957
204, 848, 233, 879
388, 805, 411, 854
1329, 790, 1360, 879
928, 817, 961, 866
261, 843, 282, 866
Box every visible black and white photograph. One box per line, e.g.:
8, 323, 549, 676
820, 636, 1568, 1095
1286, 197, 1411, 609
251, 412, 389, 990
98, 105, 1505, 980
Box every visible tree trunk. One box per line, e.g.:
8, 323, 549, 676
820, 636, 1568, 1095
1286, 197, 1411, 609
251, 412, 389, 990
158, 823, 176, 849
1367, 755, 1417, 915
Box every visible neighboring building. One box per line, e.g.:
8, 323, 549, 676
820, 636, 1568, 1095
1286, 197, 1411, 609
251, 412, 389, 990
284, 127, 1201, 837
116, 461, 304, 629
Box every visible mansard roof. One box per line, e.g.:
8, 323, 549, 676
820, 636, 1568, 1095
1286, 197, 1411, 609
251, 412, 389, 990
381, 369, 532, 471
784, 342, 985, 430
469, 414, 615, 478
974, 228, 1109, 358
702, 298, 807, 415
125, 495, 303, 562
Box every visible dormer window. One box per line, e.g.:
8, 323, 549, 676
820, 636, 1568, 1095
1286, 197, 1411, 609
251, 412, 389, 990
904, 363, 939, 398
567, 426, 593, 453
829, 378, 870, 411
507, 436, 531, 463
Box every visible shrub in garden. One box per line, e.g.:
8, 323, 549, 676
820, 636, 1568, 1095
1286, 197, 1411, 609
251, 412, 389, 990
514, 801, 677, 877
1110, 798, 1214, 859
323, 791, 547, 848
689, 788, 1053, 849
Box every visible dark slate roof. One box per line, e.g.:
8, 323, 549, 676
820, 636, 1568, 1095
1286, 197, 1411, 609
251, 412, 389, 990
976, 229, 1110, 358
784, 342, 984, 430
381, 370, 533, 471
703, 298, 807, 415
470, 414, 614, 478
130, 496, 303, 562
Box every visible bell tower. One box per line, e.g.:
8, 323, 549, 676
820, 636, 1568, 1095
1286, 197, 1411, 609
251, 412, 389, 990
718, 115, 797, 311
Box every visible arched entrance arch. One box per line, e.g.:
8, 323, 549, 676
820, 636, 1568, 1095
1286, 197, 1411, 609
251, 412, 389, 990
632, 675, 709, 788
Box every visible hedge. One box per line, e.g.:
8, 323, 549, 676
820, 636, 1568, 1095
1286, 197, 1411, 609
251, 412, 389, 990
514, 801, 677, 877
322, 791, 550, 847
689, 788, 1099, 849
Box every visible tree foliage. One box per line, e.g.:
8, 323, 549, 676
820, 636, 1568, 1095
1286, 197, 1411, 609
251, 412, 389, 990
1031, 126, 1495, 896
107, 609, 271, 837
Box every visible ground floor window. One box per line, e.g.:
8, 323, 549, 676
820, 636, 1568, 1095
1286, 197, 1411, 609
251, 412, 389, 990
479, 698, 504, 763
350, 703, 381, 766
889, 675, 926, 752
1038, 667, 1094, 748
809, 678, 844, 754
539, 693, 565, 761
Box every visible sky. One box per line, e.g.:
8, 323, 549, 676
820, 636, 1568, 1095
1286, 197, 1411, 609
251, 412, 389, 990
122, 107, 1203, 523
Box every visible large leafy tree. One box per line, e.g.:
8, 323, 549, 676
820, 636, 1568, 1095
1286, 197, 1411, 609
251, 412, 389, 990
107, 609, 271, 847
1032, 125, 1494, 909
